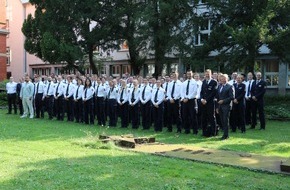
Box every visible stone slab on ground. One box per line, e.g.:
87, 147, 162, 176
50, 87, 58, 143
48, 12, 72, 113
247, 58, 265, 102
99, 134, 156, 148
132, 143, 289, 175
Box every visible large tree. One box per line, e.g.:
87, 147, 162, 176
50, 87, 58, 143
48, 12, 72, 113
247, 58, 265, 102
195, 0, 272, 73
143, 0, 197, 77
22, 0, 123, 75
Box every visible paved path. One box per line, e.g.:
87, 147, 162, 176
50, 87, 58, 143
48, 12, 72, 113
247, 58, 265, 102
132, 143, 289, 175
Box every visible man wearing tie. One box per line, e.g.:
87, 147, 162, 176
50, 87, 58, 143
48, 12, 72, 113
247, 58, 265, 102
107, 80, 118, 127
64, 76, 75, 122
181, 71, 198, 134
73, 77, 84, 123
216, 74, 234, 140
232, 75, 246, 133
140, 78, 152, 130
43, 76, 55, 120
200, 69, 218, 137
245, 72, 254, 126
129, 80, 140, 129
166, 72, 182, 133
251, 72, 266, 130
151, 80, 165, 132
54, 76, 65, 121
117, 80, 130, 128
34, 75, 45, 118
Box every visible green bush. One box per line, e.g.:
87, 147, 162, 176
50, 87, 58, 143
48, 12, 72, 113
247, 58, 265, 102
265, 105, 290, 120
0, 79, 8, 89
0, 92, 7, 107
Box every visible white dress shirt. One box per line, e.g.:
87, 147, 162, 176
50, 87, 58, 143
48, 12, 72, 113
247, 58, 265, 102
140, 84, 152, 104
64, 83, 76, 99
151, 87, 165, 105
54, 82, 66, 98
128, 87, 140, 105
181, 79, 198, 100
95, 84, 107, 98
6, 82, 17, 94
117, 87, 129, 104
73, 85, 84, 100
166, 80, 182, 100
82, 86, 95, 100
107, 86, 119, 99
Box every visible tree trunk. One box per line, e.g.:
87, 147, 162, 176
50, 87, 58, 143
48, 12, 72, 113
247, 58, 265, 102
88, 48, 98, 75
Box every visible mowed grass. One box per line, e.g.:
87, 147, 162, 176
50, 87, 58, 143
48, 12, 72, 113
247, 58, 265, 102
0, 109, 289, 190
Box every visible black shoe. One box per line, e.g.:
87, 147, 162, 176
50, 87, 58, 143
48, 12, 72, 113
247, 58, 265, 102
259, 128, 265, 130
220, 136, 229, 140
176, 129, 181, 133
250, 126, 255, 129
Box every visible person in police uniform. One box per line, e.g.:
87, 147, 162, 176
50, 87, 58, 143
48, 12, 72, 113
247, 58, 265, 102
200, 69, 218, 137
73, 77, 84, 123
54, 75, 65, 121
43, 76, 55, 120
129, 79, 141, 129
166, 72, 182, 132
34, 75, 45, 118
181, 71, 199, 134
6, 76, 18, 114
151, 80, 165, 132
95, 77, 107, 126
107, 80, 119, 127
64, 76, 76, 122
117, 79, 130, 128
140, 78, 152, 130
82, 78, 95, 125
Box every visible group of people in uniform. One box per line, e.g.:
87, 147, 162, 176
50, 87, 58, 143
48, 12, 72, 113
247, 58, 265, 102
6, 69, 266, 140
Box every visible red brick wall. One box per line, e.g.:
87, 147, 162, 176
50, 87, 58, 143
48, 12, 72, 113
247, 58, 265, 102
0, 0, 7, 81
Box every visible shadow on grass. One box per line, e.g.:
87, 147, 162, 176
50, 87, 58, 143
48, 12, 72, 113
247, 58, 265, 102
1, 152, 290, 190
1, 111, 289, 157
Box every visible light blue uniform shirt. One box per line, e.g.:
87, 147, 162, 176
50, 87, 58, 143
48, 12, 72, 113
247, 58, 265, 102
20, 81, 34, 98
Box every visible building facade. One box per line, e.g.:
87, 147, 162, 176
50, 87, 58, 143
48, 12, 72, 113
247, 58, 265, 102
0, 0, 9, 81
4, 0, 290, 95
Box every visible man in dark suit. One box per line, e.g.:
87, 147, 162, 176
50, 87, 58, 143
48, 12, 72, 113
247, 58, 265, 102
200, 69, 218, 137
251, 72, 266, 130
232, 75, 246, 133
216, 74, 234, 140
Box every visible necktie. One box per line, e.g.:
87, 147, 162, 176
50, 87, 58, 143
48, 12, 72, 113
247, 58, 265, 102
46, 82, 51, 94
36, 82, 39, 94
84, 88, 87, 99
66, 83, 70, 96
186, 80, 190, 95
154, 88, 159, 103
165, 82, 168, 92
247, 80, 251, 97
120, 88, 124, 101
96, 85, 99, 96
220, 85, 224, 93
171, 81, 176, 99
142, 85, 146, 100
76, 86, 79, 99
56, 83, 60, 95
131, 88, 135, 102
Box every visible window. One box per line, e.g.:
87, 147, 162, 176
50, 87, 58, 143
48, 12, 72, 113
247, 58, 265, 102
194, 19, 211, 46
264, 60, 279, 87
288, 63, 290, 88
6, 47, 10, 65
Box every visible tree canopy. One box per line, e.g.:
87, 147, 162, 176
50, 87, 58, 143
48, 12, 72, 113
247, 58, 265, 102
22, 0, 290, 76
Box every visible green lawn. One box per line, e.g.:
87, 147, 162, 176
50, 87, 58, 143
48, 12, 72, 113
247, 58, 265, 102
0, 110, 289, 190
